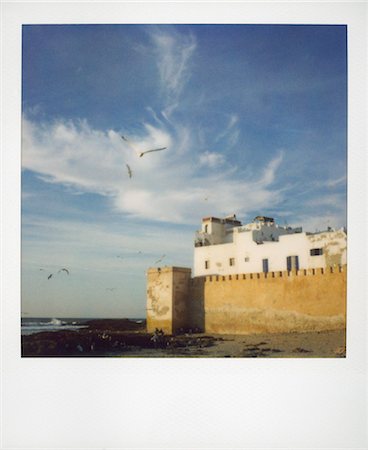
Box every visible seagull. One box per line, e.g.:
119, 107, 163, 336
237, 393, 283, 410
126, 163, 132, 178
58, 268, 70, 275
121, 135, 167, 158
47, 273, 53, 280
154, 254, 166, 264
138, 147, 167, 158
106, 288, 116, 292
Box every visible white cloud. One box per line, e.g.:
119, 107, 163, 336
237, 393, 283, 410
214, 113, 240, 146
150, 29, 196, 113
292, 212, 346, 233
198, 151, 225, 168
257, 151, 284, 186
324, 175, 347, 188
22, 115, 287, 225
306, 194, 345, 208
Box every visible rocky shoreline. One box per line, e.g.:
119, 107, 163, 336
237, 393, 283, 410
21, 319, 346, 358
21, 319, 217, 357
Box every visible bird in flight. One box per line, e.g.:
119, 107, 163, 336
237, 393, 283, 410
121, 135, 167, 158
126, 163, 132, 178
154, 254, 166, 264
46, 268, 70, 279
138, 147, 167, 158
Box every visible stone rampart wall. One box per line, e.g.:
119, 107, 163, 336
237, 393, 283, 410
147, 266, 347, 335
190, 266, 346, 334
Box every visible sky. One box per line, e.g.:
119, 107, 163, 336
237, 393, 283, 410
21, 24, 347, 318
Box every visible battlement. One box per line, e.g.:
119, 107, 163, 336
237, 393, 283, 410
147, 265, 347, 335
192, 264, 345, 284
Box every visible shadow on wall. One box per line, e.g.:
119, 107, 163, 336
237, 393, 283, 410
185, 277, 205, 333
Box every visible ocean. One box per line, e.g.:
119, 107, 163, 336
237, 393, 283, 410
21, 317, 145, 335
21, 317, 90, 335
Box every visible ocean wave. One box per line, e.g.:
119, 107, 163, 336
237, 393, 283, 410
49, 318, 65, 326
22, 318, 66, 327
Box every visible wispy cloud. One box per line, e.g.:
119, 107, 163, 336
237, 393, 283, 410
22, 115, 287, 225
150, 28, 196, 115
256, 151, 284, 186
214, 114, 240, 146
198, 151, 225, 168
324, 175, 347, 188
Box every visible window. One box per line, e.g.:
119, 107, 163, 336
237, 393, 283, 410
262, 258, 269, 273
229, 258, 235, 266
287, 255, 299, 271
204, 224, 208, 233
310, 248, 323, 256
244, 256, 250, 262
205, 260, 210, 269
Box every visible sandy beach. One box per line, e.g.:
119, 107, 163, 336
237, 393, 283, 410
21, 319, 345, 358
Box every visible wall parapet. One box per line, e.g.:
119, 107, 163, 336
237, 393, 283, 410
196, 264, 346, 283
149, 265, 347, 335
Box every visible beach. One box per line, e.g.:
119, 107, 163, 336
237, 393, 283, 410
21, 319, 346, 358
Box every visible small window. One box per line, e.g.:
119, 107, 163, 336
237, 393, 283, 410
205, 260, 210, 269
310, 248, 323, 256
229, 257, 235, 266
244, 256, 250, 262
262, 258, 269, 273
287, 255, 299, 271
204, 224, 208, 233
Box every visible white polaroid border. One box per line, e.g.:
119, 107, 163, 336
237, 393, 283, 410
1, 2, 367, 449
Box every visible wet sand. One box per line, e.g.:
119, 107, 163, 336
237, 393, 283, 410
150, 329, 346, 358
21, 319, 345, 358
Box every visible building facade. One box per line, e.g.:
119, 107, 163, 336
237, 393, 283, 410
146, 214, 347, 335
194, 215, 347, 277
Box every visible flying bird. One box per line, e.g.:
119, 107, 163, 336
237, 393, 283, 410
121, 135, 167, 158
58, 268, 70, 275
126, 163, 132, 178
138, 147, 167, 158
154, 254, 166, 264
47, 274, 53, 280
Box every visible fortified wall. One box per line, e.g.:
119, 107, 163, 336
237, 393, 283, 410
146, 265, 346, 335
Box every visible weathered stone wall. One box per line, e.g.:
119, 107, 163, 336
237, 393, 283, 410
147, 265, 347, 335
193, 266, 346, 335
146, 267, 191, 334
146, 268, 173, 334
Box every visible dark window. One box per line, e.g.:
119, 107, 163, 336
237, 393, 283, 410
287, 255, 299, 271
310, 248, 323, 256
229, 258, 235, 266
262, 259, 269, 273
205, 260, 210, 269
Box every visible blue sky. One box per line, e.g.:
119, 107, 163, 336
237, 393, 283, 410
21, 24, 347, 318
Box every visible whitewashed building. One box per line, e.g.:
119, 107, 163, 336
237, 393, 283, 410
194, 215, 347, 277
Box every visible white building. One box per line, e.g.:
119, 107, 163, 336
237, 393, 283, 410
194, 215, 347, 277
